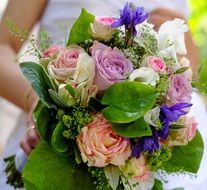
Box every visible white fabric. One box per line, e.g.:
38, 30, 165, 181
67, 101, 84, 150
39, 0, 189, 45
1, 0, 207, 190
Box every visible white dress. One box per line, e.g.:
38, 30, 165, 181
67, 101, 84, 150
0, 0, 207, 189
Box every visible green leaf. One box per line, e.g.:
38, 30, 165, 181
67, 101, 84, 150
67, 9, 95, 45
33, 100, 45, 122
65, 83, 75, 98
48, 89, 69, 108
152, 179, 163, 190
20, 62, 56, 108
23, 143, 96, 190
73, 143, 82, 164
35, 102, 52, 143
162, 130, 204, 173
102, 107, 141, 124
170, 124, 186, 129
112, 117, 152, 138
102, 81, 158, 123
104, 165, 120, 190
51, 121, 69, 154
175, 67, 189, 74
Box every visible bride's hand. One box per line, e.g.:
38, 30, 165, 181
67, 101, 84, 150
20, 124, 40, 155
20, 88, 40, 155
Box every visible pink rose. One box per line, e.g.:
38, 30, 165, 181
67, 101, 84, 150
183, 116, 197, 142
90, 42, 134, 90
43, 45, 62, 58
76, 113, 131, 167
120, 155, 150, 182
167, 71, 193, 105
47, 45, 84, 83
165, 116, 197, 146
97, 17, 115, 25
146, 56, 166, 73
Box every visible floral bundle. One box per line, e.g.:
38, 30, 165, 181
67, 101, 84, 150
5, 2, 203, 190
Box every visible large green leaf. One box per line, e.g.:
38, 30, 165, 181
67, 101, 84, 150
102, 81, 158, 123
67, 9, 95, 45
34, 101, 52, 143
20, 62, 56, 108
23, 143, 96, 190
112, 117, 152, 138
51, 121, 69, 154
162, 130, 204, 173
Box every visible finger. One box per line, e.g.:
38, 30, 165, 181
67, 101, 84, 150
150, 8, 186, 20
20, 139, 33, 156
26, 128, 40, 148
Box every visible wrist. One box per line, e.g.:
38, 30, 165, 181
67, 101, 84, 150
24, 87, 39, 114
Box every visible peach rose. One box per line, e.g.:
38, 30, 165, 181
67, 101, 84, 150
120, 155, 150, 182
47, 45, 84, 83
76, 113, 131, 167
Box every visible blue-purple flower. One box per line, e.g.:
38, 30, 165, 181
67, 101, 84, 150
112, 2, 148, 36
132, 133, 160, 158
160, 103, 192, 123
158, 102, 192, 139
132, 102, 192, 158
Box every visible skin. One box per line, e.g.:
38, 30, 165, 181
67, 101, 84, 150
0, 1, 199, 155
0, 0, 47, 154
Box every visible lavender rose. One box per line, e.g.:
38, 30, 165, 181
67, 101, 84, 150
167, 71, 193, 105
90, 41, 134, 90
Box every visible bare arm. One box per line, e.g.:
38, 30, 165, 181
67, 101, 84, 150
0, 0, 47, 113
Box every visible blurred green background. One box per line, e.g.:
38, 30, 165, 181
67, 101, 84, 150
189, 0, 207, 93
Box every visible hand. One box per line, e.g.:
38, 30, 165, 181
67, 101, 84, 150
149, 8, 186, 31
20, 124, 40, 156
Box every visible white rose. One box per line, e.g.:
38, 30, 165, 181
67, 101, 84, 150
144, 107, 160, 127
129, 67, 159, 86
158, 19, 188, 55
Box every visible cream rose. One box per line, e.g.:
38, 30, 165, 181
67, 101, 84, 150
73, 52, 98, 107
120, 155, 150, 182
89, 17, 115, 42
165, 116, 197, 146
58, 84, 76, 106
77, 113, 131, 167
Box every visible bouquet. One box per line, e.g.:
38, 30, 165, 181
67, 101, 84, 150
5, 2, 204, 190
